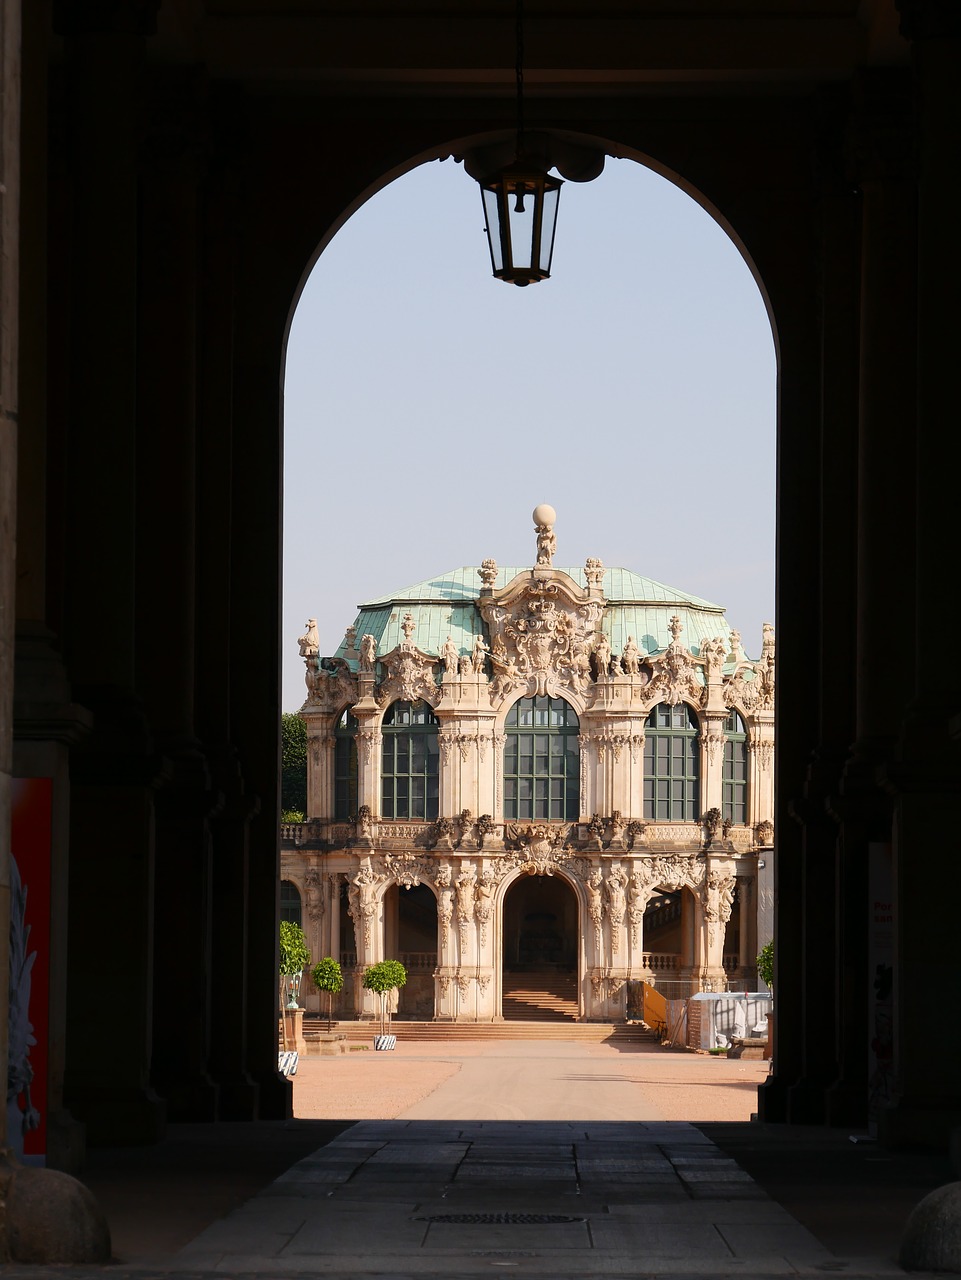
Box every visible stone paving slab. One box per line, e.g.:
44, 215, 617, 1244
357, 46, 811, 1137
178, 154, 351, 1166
34, 1114, 931, 1280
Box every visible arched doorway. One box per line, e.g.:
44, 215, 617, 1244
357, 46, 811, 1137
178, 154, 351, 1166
387, 882, 438, 1019
502, 874, 579, 1021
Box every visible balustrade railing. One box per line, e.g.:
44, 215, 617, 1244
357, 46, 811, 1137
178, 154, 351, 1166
642, 952, 679, 972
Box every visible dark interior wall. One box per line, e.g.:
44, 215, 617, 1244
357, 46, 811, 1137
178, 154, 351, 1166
11, 2, 961, 1152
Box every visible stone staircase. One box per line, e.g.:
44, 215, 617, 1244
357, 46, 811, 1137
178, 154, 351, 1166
303, 969, 657, 1047
501, 967, 578, 1022
302, 1017, 657, 1045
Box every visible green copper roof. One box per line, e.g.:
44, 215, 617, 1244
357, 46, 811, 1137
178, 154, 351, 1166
360, 566, 724, 611
335, 566, 745, 667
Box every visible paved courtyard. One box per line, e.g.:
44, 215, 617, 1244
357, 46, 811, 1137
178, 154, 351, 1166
95, 1041, 934, 1278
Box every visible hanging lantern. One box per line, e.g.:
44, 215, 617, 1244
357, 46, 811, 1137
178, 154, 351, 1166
480, 159, 562, 286
476, 0, 562, 286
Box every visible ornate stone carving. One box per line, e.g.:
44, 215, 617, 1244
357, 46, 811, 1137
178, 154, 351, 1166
749, 739, 774, 770
472, 634, 489, 674
441, 636, 459, 676
643, 615, 706, 709
347, 864, 380, 949
457, 809, 474, 846
703, 732, 725, 765
456, 973, 472, 1000
587, 868, 604, 928
477, 814, 497, 848
606, 867, 627, 932
478, 558, 498, 588
432, 817, 455, 850
584, 557, 605, 588
359, 634, 377, 672
456, 866, 476, 947
702, 807, 722, 846
504, 821, 573, 875
628, 874, 651, 949
307, 656, 355, 708
308, 737, 322, 768
587, 813, 604, 850
643, 854, 703, 893
534, 504, 557, 566
401, 612, 416, 642
355, 805, 373, 839
754, 819, 774, 847
377, 824, 421, 841
622, 635, 641, 674
376, 646, 439, 707
435, 864, 454, 947
608, 811, 626, 849
297, 618, 320, 658
703, 869, 736, 947
475, 871, 495, 945
700, 635, 726, 681
480, 570, 607, 702
478, 972, 491, 995
304, 865, 325, 921
627, 820, 647, 849
375, 853, 434, 888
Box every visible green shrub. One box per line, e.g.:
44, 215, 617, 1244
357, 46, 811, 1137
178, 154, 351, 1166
756, 939, 774, 992
279, 919, 311, 975
312, 956, 344, 1032
363, 960, 407, 1035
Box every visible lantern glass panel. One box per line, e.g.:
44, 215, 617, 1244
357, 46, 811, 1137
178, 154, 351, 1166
481, 186, 504, 273
507, 179, 536, 271
539, 185, 560, 274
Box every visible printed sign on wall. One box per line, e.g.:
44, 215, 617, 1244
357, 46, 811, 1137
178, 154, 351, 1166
9, 777, 52, 1163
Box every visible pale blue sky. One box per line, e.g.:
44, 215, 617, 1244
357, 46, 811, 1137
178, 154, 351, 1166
282, 157, 776, 711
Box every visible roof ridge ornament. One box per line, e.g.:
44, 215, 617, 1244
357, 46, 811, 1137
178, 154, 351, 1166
533, 503, 556, 567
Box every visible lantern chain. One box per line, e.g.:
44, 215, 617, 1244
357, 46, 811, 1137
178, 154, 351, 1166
515, 0, 525, 151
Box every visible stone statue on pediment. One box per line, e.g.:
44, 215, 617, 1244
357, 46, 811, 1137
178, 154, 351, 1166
297, 618, 320, 658
441, 636, 458, 675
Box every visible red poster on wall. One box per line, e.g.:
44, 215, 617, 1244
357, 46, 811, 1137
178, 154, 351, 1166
9, 777, 52, 1164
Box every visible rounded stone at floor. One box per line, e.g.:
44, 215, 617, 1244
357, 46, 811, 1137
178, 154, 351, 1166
900, 1181, 961, 1273
3, 1165, 112, 1264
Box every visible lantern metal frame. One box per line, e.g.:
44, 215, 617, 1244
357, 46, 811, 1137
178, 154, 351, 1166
479, 0, 563, 286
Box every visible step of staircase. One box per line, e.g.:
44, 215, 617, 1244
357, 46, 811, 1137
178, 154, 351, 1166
303, 1017, 657, 1045
502, 967, 578, 1022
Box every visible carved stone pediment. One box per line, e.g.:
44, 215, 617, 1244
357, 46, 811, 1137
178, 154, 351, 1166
306, 656, 357, 708
480, 570, 604, 702
375, 643, 440, 708
641, 615, 706, 710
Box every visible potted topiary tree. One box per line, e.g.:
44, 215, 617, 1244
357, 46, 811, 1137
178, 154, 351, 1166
311, 956, 344, 1033
362, 959, 407, 1051
279, 920, 311, 1053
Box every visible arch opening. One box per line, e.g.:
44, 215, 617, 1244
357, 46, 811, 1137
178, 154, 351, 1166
502, 873, 579, 1022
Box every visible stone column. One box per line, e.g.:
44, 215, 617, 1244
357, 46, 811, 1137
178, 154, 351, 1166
355, 722, 382, 816
881, 7, 961, 1146
306, 732, 334, 819
0, 0, 21, 1154
58, 8, 167, 1144
328, 873, 341, 963
700, 717, 726, 814
737, 875, 754, 976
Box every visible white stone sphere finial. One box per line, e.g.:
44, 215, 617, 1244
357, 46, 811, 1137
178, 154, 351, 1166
532, 504, 557, 567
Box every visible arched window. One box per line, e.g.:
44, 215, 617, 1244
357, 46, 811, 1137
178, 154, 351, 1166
281, 880, 302, 926
643, 702, 700, 821
334, 709, 358, 820
722, 709, 748, 826
381, 701, 439, 821
504, 695, 579, 822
